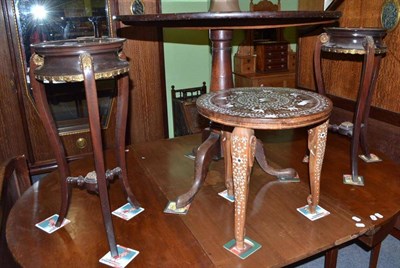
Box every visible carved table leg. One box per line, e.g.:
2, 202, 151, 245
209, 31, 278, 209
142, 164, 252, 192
176, 131, 220, 208
29, 57, 71, 227
115, 74, 140, 208
222, 131, 234, 196
231, 127, 256, 250
307, 120, 329, 213
81, 53, 118, 257
255, 139, 299, 180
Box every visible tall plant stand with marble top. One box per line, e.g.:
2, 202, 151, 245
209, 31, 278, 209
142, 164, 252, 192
314, 27, 387, 186
29, 37, 140, 257
196, 87, 332, 255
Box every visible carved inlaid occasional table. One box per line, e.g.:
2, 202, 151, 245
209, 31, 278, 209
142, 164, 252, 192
29, 37, 140, 257
314, 27, 387, 186
196, 87, 332, 255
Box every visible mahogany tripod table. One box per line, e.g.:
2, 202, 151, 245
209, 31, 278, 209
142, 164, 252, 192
29, 37, 140, 257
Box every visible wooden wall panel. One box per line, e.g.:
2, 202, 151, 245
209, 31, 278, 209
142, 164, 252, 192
297, 0, 400, 114
0, 1, 28, 163
298, 0, 323, 11
117, 0, 168, 144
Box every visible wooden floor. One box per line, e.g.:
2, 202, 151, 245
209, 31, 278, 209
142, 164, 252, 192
8, 129, 400, 267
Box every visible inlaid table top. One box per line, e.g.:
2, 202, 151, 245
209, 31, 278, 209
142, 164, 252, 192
196, 87, 333, 129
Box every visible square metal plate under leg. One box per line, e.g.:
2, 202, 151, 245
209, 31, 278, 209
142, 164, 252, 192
359, 153, 382, 163
223, 237, 262, 259
343, 174, 365, 186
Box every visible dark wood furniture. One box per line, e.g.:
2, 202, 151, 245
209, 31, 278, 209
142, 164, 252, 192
233, 0, 296, 88
234, 70, 296, 87
115, 9, 342, 211
29, 37, 140, 257
171, 82, 208, 136
6, 133, 400, 267
0, 155, 31, 267
254, 40, 288, 72
297, 0, 400, 165
196, 87, 332, 252
0, 0, 167, 174
314, 27, 387, 186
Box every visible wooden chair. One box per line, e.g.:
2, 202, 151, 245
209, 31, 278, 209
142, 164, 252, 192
171, 82, 209, 136
0, 155, 31, 267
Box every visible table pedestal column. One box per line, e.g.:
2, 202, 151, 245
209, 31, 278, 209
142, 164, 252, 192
209, 29, 234, 92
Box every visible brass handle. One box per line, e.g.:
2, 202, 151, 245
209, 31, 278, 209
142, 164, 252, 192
76, 138, 87, 149
32, 53, 44, 67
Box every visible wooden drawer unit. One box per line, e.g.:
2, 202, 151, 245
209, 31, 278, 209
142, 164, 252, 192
234, 71, 296, 88
234, 54, 256, 74
255, 41, 288, 73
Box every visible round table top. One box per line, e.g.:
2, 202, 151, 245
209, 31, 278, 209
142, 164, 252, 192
196, 87, 332, 129
114, 10, 341, 30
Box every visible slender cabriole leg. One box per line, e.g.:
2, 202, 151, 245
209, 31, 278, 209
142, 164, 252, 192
116, 74, 140, 208
80, 53, 118, 257
314, 33, 329, 96
307, 120, 329, 214
29, 55, 71, 227
176, 131, 220, 208
350, 36, 375, 182
231, 127, 256, 250
255, 139, 298, 180
360, 55, 382, 158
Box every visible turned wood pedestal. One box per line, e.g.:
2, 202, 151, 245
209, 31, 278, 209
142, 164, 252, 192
29, 37, 140, 257
194, 87, 332, 251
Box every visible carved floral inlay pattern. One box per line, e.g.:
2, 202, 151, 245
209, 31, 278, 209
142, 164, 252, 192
232, 134, 248, 216
231, 130, 256, 239
307, 120, 329, 207
197, 87, 331, 119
